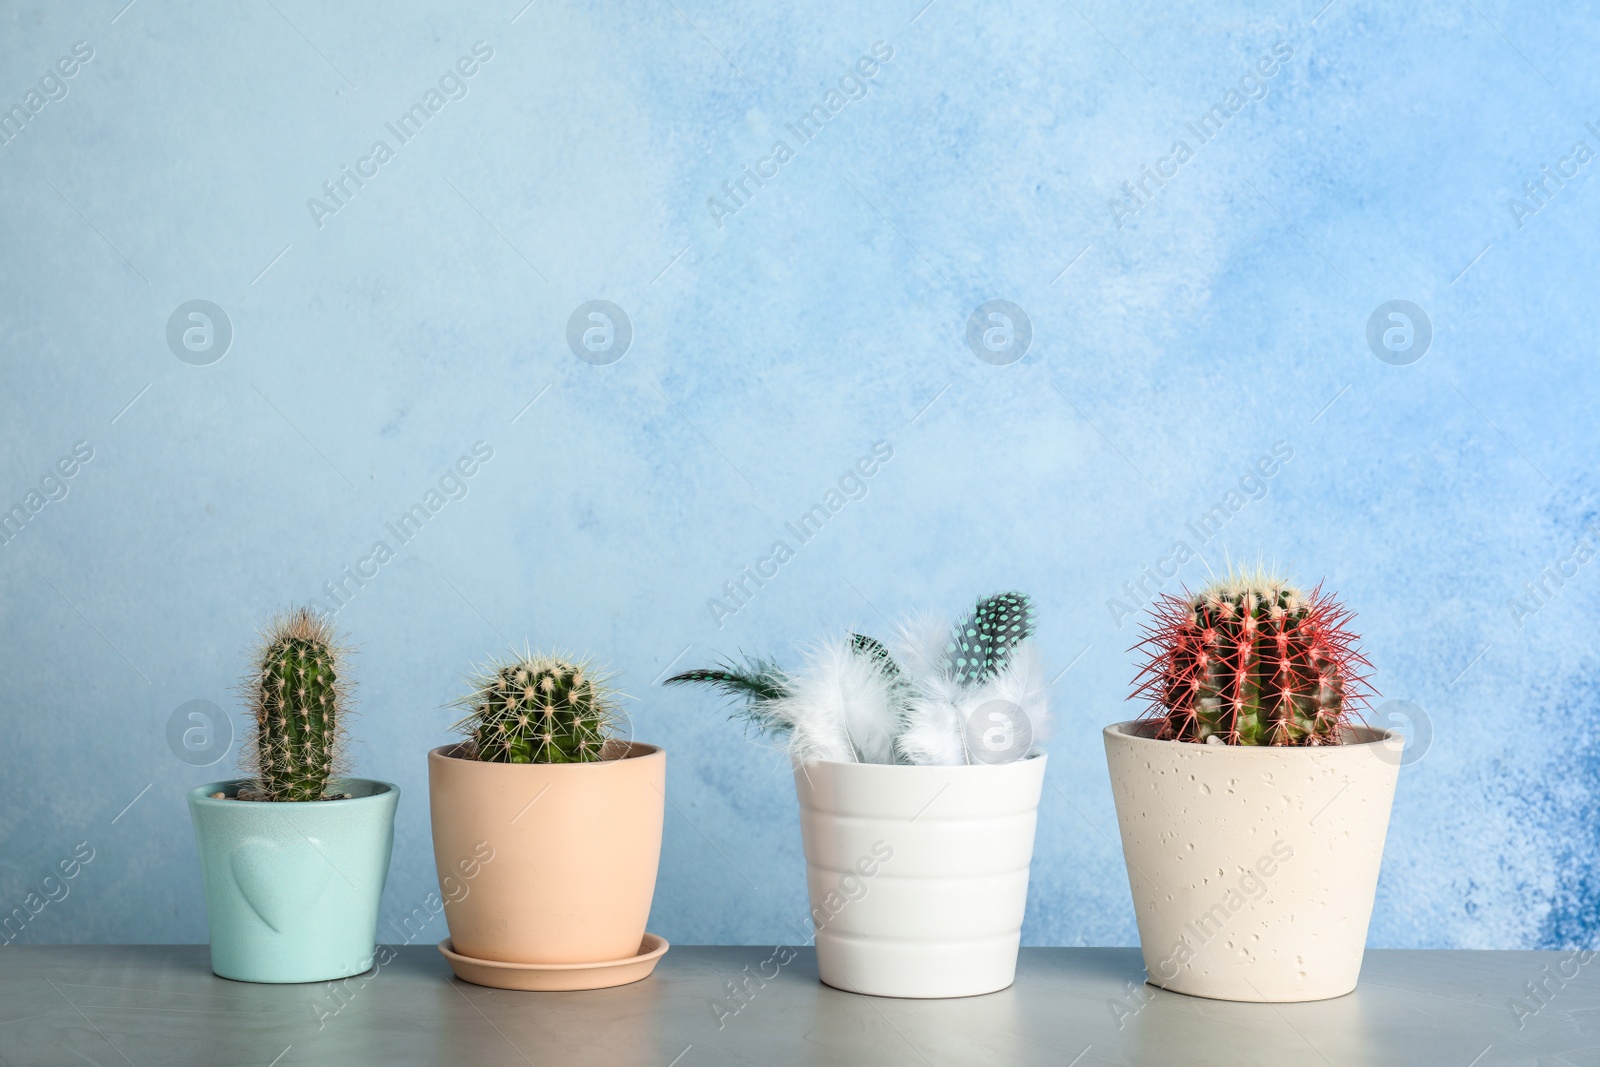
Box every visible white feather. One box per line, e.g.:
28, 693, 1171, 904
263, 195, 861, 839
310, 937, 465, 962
770, 636, 898, 765
898, 640, 1051, 765
984, 641, 1052, 749
892, 609, 952, 683
898, 670, 969, 766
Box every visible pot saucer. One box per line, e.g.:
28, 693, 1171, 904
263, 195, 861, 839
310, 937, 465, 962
438, 934, 669, 991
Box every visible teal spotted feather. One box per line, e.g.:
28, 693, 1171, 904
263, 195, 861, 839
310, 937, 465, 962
948, 592, 1035, 684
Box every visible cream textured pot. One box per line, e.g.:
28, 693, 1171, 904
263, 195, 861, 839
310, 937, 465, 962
427, 742, 664, 967
1103, 720, 1401, 1003
794, 754, 1046, 998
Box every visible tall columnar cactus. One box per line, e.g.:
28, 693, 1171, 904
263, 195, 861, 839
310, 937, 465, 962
247, 608, 351, 801
454, 652, 618, 763
1130, 572, 1372, 746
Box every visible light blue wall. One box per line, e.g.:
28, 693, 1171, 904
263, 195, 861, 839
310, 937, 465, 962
2, 0, 1596, 950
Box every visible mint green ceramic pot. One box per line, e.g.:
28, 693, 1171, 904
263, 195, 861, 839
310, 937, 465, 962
188, 779, 398, 983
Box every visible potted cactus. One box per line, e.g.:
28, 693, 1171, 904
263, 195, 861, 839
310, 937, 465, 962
187, 608, 399, 983
1104, 569, 1402, 1003
666, 592, 1049, 999
428, 650, 668, 991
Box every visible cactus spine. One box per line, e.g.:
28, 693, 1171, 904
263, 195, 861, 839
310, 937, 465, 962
455, 652, 617, 763
247, 608, 350, 801
1131, 572, 1371, 746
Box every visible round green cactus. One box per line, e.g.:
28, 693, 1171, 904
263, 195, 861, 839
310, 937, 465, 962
454, 652, 618, 763
247, 608, 350, 801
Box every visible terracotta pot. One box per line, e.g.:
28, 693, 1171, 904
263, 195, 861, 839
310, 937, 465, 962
794, 754, 1047, 998
1103, 720, 1401, 1002
427, 742, 664, 965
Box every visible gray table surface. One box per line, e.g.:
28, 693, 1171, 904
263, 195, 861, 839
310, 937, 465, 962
0, 945, 1593, 1066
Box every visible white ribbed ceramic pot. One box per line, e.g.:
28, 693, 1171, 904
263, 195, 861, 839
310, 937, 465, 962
793, 754, 1046, 998
1103, 721, 1401, 1003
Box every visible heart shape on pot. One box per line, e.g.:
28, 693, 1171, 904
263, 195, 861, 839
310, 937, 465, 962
229, 835, 335, 933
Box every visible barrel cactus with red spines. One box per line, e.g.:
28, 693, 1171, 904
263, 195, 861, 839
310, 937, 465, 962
1130, 571, 1373, 746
